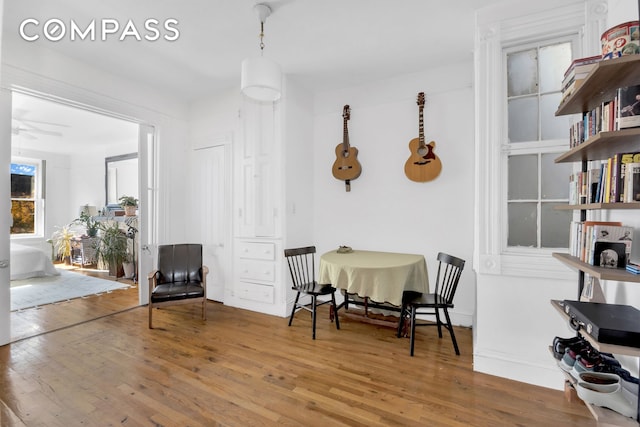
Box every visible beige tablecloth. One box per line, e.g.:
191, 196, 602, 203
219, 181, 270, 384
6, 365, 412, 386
318, 250, 429, 307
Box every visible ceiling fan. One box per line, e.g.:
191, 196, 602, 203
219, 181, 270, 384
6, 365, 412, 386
11, 113, 67, 140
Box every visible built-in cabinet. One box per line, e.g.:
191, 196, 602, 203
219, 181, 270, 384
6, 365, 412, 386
552, 55, 640, 426
229, 84, 314, 317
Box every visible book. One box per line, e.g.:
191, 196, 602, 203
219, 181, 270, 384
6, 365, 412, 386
562, 55, 601, 79
579, 221, 622, 262
614, 152, 640, 202
624, 162, 640, 202
587, 167, 601, 203
617, 85, 640, 129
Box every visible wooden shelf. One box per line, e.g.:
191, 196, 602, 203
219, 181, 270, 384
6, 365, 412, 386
554, 128, 640, 163
556, 55, 640, 116
555, 202, 640, 210
552, 253, 640, 283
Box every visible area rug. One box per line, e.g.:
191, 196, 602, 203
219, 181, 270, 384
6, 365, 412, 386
10, 269, 132, 311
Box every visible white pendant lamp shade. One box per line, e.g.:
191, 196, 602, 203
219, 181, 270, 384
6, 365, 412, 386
241, 55, 282, 102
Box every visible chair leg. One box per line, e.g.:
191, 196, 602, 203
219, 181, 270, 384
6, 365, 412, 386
331, 292, 340, 330
289, 292, 301, 326
410, 306, 417, 357
435, 308, 443, 338
149, 302, 153, 329
443, 308, 460, 355
311, 295, 317, 340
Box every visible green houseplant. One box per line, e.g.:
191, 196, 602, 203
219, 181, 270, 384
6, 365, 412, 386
119, 195, 138, 216
95, 221, 128, 276
73, 206, 99, 237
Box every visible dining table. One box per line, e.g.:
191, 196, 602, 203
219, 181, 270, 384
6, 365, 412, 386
318, 249, 430, 327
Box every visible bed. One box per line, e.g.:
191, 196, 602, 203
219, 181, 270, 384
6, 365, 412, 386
10, 243, 60, 281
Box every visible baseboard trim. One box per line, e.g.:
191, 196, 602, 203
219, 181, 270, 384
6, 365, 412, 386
473, 351, 566, 390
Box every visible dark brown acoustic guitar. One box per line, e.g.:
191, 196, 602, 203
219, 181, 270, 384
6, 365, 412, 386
332, 104, 362, 191
404, 92, 442, 182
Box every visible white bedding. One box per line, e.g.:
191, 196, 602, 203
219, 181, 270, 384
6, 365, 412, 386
10, 243, 60, 281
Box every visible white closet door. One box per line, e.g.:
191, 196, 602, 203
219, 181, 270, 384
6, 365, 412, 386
192, 143, 230, 302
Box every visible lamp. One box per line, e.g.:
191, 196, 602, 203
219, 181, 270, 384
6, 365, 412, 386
240, 3, 282, 102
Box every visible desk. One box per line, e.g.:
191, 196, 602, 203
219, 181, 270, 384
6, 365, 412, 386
319, 250, 429, 326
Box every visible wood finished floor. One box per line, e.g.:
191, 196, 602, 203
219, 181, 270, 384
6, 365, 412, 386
1, 291, 596, 427
10, 265, 138, 343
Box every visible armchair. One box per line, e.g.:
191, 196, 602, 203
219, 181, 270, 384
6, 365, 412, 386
148, 243, 209, 329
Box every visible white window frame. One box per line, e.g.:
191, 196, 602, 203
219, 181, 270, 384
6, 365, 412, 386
503, 38, 576, 252
474, 0, 606, 278
10, 156, 45, 239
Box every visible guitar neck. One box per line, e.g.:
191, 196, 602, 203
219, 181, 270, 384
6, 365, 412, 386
418, 105, 425, 147
343, 118, 349, 150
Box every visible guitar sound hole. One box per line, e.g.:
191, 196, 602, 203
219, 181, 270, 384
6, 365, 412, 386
342, 150, 350, 158
417, 147, 428, 156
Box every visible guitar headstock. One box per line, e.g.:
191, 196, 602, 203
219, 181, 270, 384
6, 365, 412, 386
416, 92, 425, 107
343, 105, 350, 121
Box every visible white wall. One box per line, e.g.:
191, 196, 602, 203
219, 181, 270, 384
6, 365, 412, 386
312, 63, 476, 327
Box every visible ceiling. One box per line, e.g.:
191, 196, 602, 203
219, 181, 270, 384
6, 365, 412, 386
4, 0, 507, 153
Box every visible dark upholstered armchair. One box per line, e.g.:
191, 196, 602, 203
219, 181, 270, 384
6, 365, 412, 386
148, 244, 209, 329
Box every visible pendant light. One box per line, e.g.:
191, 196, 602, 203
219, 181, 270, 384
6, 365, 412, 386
241, 3, 282, 102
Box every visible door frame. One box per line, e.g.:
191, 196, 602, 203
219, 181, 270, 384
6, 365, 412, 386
0, 71, 168, 344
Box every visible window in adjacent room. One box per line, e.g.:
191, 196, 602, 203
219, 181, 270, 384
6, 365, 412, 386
505, 40, 574, 250
10, 158, 44, 237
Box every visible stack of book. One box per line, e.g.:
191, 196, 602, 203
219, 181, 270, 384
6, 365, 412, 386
568, 150, 640, 205
561, 55, 601, 103
568, 221, 633, 268
627, 260, 640, 274
569, 84, 640, 148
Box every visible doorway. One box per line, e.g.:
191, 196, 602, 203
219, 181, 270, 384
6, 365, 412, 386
8, 91, 143, 341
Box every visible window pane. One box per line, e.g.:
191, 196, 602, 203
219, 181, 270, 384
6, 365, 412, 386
508, 155, 538, 199
507, 49, 538, 96
539, 43, 572, 93
541, 202, 571, 247
541, 153, 570, 199
11, 200, 35, 234
11, 173, 35, 198
540, 93, 567, 140
508, 202, 537, 247
508, 96, 538, 142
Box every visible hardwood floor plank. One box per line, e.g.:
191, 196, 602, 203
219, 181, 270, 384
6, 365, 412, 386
0, 298, 597, 426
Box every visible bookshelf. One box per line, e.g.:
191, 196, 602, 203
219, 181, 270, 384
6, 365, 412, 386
553, 54, 640, 425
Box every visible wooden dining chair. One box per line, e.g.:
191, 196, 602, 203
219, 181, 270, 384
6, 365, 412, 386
284, 246, 340, 339
397, 252, 465, 356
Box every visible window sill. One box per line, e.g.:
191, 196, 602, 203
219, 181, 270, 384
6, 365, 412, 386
478, 251, 575, 280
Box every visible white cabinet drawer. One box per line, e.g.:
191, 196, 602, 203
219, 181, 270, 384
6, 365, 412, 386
237, 281, 274, 304
239, 260, 275, 282
238, 241, 275, 260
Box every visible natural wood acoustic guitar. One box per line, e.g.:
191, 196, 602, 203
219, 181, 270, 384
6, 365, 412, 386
332, 104, 362, 191
404, 92, 442, 182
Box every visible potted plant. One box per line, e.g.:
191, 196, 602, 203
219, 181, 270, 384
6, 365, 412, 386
73, 205, 99, 237
122, 252, 135, 279
95, 221, 128, 276
51, 225, 74, 264
119, 195, 138, 216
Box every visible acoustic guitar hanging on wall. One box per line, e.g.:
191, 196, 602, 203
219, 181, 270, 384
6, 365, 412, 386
332, 104, 362, 191
404, 92, 442, 182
